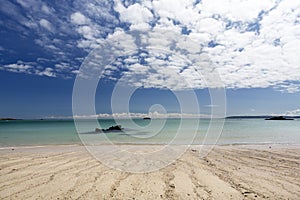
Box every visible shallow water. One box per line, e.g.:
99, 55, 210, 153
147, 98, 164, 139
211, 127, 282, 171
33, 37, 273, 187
0, 118, 299, 146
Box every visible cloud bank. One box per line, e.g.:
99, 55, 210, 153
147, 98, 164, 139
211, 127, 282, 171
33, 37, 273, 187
66, 112, 212, 119
285, 109, 300, 116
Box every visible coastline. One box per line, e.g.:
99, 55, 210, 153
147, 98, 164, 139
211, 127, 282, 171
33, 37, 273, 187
0, 144, 299, 199
1, 141, 299, 150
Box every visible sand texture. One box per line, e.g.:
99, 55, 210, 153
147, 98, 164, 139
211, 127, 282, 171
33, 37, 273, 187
0, 145, 299, 199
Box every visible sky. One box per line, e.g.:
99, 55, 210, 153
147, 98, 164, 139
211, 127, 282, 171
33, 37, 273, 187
0, 0, 300, 119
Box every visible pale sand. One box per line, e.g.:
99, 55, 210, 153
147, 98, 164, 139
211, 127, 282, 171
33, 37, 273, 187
0, 145, 299, 199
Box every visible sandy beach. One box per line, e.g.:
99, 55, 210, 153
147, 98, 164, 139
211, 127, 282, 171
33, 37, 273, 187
0, 144, 299, 199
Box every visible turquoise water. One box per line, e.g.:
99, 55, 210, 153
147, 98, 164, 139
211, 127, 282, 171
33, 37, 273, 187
0, 118, 299, 147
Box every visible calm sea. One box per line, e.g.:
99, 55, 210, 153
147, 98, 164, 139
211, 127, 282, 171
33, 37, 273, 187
0, 118, 299, 147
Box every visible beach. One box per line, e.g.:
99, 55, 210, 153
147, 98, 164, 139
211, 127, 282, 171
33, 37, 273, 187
0, 144, 299, 199
2, 0, 300, 199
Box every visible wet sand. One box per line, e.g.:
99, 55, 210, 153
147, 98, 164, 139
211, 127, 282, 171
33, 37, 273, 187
0, 144, 299, 199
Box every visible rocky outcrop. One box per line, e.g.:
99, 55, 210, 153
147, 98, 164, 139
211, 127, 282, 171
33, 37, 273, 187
95, 125, 123, 133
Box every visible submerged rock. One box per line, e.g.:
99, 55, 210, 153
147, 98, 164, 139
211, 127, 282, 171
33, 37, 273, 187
94, 125, 123, 133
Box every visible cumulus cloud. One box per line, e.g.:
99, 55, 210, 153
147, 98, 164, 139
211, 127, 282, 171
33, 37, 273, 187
198, 0, 275, 21
1, 0, 300, 93
115, 0, 153, 31
107, 0, 300, 92
70, 12, 90, 25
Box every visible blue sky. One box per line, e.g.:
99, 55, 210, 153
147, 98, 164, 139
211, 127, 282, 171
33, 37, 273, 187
1, 0, 300, 118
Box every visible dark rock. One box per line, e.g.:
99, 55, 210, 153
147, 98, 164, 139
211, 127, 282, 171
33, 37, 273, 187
0, 118, 17, 121
94, 125, 123, 133
105, 125, 123, 131
95, 128, 102, 132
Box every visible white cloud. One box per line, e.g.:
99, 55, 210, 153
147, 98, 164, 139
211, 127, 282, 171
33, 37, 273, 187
100, 0, 300, 92
72, 112, 211, 119
70, 12, 90, 25
0, 62, 58, 77
127, 63, 149, 74
130, 23, 151, 32
35, 67, 56, 77
1, 0, 300, 93
204, 105, 219, 108
274, 83, 300, 93
152, 0, 195, 21
116, 2, 153, 25
41, 4, 52, 14
285, 109, 300, 116
114, 1, 154, 32
55, 63, 69, 69
71, 70, 80, 74
198, 0, 275, 21
1, 63, 32, 73
77, 26, 95, 40
39, 19, 54, 32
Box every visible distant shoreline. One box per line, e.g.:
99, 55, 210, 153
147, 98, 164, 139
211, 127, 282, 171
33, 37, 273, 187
226, 115, 300, 119
1, 116, 300, 120
0, 118, 20, 121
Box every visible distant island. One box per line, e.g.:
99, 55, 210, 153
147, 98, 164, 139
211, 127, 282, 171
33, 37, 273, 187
265, 116, 294, 120
143, 117, 151, 120
226, 116, 299, 119
0, 118, 19, 121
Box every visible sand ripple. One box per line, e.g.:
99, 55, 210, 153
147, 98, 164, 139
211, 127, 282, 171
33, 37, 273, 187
0, 145, 299, 199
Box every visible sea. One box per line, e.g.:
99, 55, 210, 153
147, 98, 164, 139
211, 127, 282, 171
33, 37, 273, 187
0, 118, 299, 147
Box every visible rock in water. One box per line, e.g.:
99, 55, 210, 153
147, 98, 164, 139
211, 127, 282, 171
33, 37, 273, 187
94, 125, 123, 133
95, 128, 102, 132
106, 125, 123, 131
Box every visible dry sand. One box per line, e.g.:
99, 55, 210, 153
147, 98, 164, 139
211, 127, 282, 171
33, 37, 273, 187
0, 144, 299, 199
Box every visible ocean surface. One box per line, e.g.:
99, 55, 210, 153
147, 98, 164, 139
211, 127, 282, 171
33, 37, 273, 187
0, 118, 299, 147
